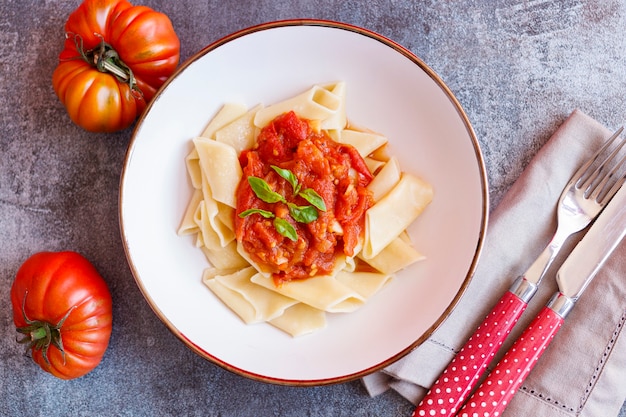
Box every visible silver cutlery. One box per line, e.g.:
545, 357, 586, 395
460, 166, 626, 416
413, 127, 626, 417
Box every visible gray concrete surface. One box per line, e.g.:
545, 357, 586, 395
1, 0, 625, 416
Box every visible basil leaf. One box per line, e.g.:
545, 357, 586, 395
288, 204, 319, 224
238, 208, 275, 219
270, 165, 300, 194
248, 177, 284, 204
299, 188, 327, 211
273, 217, 298, 241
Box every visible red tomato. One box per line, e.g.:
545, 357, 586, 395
11, 251, 113, 380
52, 0, 180, 132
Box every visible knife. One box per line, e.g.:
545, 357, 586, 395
458, 178, 626, 417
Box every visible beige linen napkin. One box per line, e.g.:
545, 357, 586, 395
363, 109, 626, 417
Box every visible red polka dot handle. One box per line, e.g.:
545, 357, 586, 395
412, 290, 528, 417
459, 305, 564, 417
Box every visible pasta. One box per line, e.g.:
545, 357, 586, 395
253, 83, 346, 130
178, 82, 433, 336
362, 173, 434, 259
203, 267, 298, 324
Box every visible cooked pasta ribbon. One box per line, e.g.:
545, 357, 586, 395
215, 104, 261, 155
269, 303, 327, 337
254, 83, 346, 129
251, 272, 366, 314
203, 267, 298, 324
362, 173, 434, 260
193, 137, 242, 208
337, 129, 388, 159
201, 103, 248, 139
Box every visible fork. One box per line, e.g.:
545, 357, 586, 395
412, 127, 626, 417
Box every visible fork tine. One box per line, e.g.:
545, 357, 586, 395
597, 158, 626, 205
591, 147, 626, 199
571, 127, 623, 189
588, 135, 626, 195
578, 127, 625, 194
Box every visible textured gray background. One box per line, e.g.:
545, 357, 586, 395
1, 0, 625, 416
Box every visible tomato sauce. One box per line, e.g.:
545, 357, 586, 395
235, 111, 374, 285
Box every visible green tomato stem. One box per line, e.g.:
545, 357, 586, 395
15, 292, 75, 365
27, 326, 50, 342
66, 32, 143, 99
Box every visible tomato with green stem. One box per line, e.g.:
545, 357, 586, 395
52, 0, 180, 132
11, 251, 113, 380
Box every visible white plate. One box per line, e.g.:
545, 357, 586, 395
120, 20, 488, 385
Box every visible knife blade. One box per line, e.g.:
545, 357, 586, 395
459, 180, 626, 417
555, 190, 626, 303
